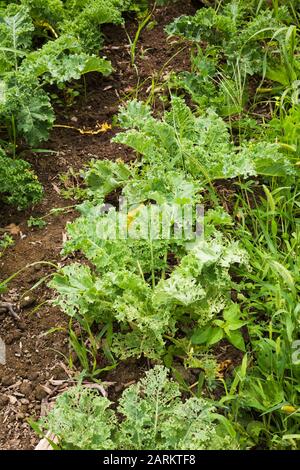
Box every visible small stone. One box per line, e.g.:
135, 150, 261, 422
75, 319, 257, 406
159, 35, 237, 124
35, 384, 49, 401
6, 331, 22, 344
20, 404, 28, 413
52, 365, 66, 380
20, 295, 36, 309
1, 375, 15, 386
28, 372, 39, 381
20, 398, 29, 405
8, 395, 17, 405
17, 321, 26, 331
114, 384, 124, 393
0, 394, 9, 407
19, 381, 32, 397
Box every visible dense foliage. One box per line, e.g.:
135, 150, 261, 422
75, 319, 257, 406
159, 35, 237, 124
4, 0, 297, 451
37, 366, 237, 450
0, 0, 145, 208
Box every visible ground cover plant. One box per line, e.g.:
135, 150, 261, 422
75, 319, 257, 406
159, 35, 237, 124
0, 0, 299, 452
166, 0, 300, 142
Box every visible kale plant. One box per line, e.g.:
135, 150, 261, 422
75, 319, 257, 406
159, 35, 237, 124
49, 97, 293, 361
113, 97, 295, 179
0, 1, 137, 208
0, 147, 43, 208
38, 366, 238, 450
0, 3, 113, 147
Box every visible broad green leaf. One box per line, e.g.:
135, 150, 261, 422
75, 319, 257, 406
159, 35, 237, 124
191, 326, 224, 346
226, 330, 246, 351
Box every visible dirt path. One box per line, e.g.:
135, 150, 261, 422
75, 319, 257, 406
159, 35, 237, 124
0, 2, 196, 450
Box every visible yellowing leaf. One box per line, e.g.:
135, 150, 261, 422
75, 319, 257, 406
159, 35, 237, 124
281, 405, 297, 414
127, 204, 144, 228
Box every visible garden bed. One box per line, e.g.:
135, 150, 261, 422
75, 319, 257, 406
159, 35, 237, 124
0, 2, 195, 449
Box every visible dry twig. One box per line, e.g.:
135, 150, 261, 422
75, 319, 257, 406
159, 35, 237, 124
0, 302, 20, 321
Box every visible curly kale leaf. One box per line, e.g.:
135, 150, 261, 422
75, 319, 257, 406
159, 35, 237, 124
153, 235, 248, 326
39, 366, 237, 450
20, 35, 112, 85
61, 0, 127, 52
15, 87, 55, 145
114, 96, 294, 179
85, 159, 132, 203
39, 386, 116, 450
166, 7, 237, 45
0, 4, 34, 73
113, 97, 255, 179
0, 150, 43, 208
51, 220, 246, 359
21, 0, 65, 25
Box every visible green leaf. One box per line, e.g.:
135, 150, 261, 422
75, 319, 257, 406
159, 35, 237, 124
191, 326, 224, 346
38, 366, 238, 450
0, 152, 43, 208
0, 5, 34, 72
266, 66, 290, 86
81, 56, 112, 76
247, 421, 266, 439
226, 330, 246, 352
223, 303, 241, 322
16, 89, 55, 146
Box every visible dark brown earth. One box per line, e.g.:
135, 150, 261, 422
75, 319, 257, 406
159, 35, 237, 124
0, 1, 197, 450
